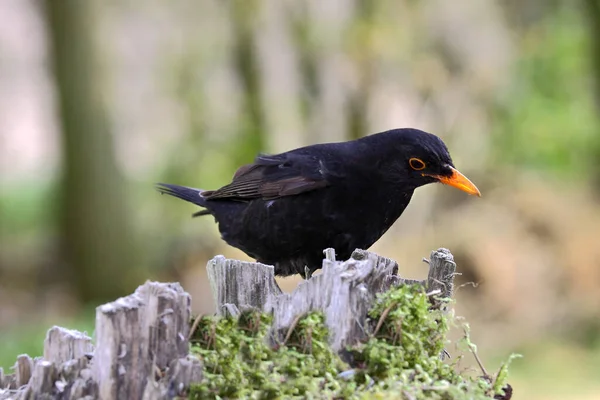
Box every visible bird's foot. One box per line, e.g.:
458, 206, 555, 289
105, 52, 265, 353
304, 265, 313, 280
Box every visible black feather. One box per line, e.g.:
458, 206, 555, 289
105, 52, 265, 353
157, 128, 479, 277
155, 183, 208, 214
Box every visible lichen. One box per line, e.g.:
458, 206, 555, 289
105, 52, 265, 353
187, 284, 518, 399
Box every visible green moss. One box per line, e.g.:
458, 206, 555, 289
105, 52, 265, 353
188, 284, 519, 399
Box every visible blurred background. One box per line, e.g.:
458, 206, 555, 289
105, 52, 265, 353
1, 0, 600, 398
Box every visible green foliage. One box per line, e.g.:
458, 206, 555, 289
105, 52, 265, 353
493, 354, 522, 395
0, 181, 57, 236
492, 6, 599, 178
188, 310, 346, 399
357, 283, 449, 374
0, 310, 95, 370
188, 284, 518, 399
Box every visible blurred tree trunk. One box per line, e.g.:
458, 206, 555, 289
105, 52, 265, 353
583, 0, 600, 192
45, 0, 142, 302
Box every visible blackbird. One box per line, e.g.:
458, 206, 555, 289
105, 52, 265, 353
157, 128, 480, 276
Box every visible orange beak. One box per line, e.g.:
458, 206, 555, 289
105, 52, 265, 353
427, 167, 481, 197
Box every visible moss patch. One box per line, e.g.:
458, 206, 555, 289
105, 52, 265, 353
188, 284, 518, 399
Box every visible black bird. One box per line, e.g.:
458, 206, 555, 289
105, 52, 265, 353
157, 128, 480, 277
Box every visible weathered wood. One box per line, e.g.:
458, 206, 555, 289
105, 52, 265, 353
0, 370, 15, 392
426, 248, 456, 310
270, 250, 398, 351
15, 355, 33, 388
134, 282, 191, 369
44, 326, 93, 366
350, 249, 400, 292
206, 248, 455, 352
142, 380, 165, 400
141, 355, 203, 400
29, 360, 57, 396
57, 355, 97, 399
65, 361, 97, 400
166, 356, 203, 394
59, 355, 90, 383
207, 256, 283, 315
1, 249, 456, 400
93, 291, 147, 400
93, 281, 190, 400
323, 248, 337, 262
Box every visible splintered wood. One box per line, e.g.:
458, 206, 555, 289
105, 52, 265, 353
0, 248, 456, 400
208, 248, 455, 352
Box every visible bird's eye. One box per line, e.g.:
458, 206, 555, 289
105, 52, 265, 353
409, 158, 426, 171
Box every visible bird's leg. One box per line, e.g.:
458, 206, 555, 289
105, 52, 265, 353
304, 265, 313, 280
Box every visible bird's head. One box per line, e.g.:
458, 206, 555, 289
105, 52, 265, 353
387, 128, 481, 196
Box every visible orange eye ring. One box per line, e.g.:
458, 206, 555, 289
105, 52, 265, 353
409, 158, 426, 171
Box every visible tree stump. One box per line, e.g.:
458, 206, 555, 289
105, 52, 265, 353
0, 248, 456, 400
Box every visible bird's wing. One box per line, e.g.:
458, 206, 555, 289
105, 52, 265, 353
202, 153, 330, 200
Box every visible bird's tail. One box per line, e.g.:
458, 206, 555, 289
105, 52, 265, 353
155, 183, 211, 217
